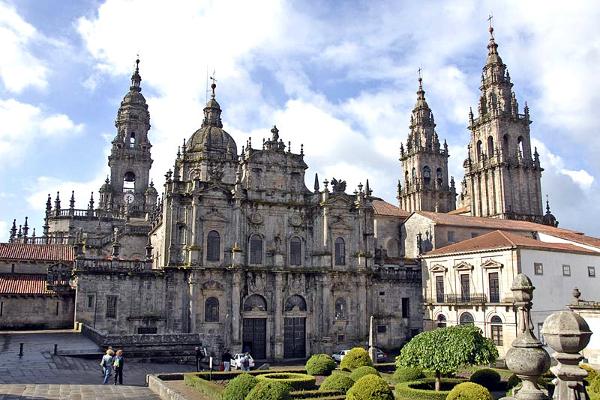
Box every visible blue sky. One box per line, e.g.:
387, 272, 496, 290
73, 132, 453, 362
1, 0, 600, 240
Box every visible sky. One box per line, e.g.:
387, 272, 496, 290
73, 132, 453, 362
1, 0, 600, 241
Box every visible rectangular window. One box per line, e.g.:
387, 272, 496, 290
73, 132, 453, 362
377, 325, 387, 334
534, 263, 543, 275
588, 266, 596, 277
337, 334, 345, 342
106, 296, 118, 319
562, 265, 571, 277
489, 272, 500, 303
491, 324, 503, 346
137, 327, 157, 334
402, 298, 410, 318
87, 295, 95, 309
460, 274, 470, 302
447, 230, 455, 243
379, 291, 385, 296
435, 275, 444, 303
290, 238, 302, 266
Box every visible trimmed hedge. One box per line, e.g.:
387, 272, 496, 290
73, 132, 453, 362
340, 347, 373, 370
256, 372, 316, 391
349, 366, 380, 381
319, 373, 355, 394
469, 368, 501, 390
289, 389, 344, 399
447, 382, 493, 400
306, 354, 337, 376
223, 373, 258, 400
245, 380, 291, 400
183, 373, 224, 398
185, 367, 307, 381
395, 378, 463, 400
393, 367, 425, 383
346, 374, 394, 400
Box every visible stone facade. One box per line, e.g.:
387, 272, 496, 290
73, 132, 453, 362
0, 293, 74, 330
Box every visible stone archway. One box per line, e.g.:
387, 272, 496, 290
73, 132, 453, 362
283, 295, 306, 359
242, 294, 267, 359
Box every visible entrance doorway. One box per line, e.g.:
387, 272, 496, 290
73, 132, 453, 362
284, 317, 306, 358
243, 318, 266, 359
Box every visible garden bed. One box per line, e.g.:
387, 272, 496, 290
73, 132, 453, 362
395, 378, 464, 400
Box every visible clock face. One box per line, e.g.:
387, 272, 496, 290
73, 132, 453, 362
124, 193, 135, 204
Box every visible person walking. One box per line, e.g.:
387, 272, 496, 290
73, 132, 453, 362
100, 349, 115, 384
113, 349, 124, 385
241, 353, 250, 372
222, 349, 231, 372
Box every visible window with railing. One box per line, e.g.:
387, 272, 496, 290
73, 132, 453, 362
435, 275, 444, 303
489, 272, 500, 303
106, 295, 118, 319
460, 274, 470, 302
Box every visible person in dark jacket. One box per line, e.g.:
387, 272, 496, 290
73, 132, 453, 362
113, 349, 124, 385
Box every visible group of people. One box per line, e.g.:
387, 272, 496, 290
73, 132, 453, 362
221, 350, 251, 371
100, 348, 125, 385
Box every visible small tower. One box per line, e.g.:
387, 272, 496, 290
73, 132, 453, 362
462, 23, 544, 221
105, 58, 154, 215
398, 73, 456, 213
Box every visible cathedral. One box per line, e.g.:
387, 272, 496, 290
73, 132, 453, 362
1, 25, 566, 360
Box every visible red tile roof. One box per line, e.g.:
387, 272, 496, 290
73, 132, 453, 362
372, 199, 411, 218
424, 230, 599, 257
0, 274, 54, 295
540, 230, 600, 250
414, 211, 582, 235
0, 243, 74, 263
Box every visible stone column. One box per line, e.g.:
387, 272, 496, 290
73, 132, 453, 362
189, 196, 200, 265
274, 273, 284, 360
231, 271, 242, 346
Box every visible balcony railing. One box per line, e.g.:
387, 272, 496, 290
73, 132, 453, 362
426, 293, 487, 304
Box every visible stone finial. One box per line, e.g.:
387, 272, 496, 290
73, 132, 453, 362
542, 311, 592, 400
504, 273, 550, 400
571, 288, 581, 305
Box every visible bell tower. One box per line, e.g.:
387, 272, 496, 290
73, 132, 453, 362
462, 24, 543, 222
398, 75, 456, 213
101, 59, 156, 214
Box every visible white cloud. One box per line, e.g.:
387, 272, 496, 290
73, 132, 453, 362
0, 1, 48, 93
0, 220, 7, 242
26, 174, 107, 213
0, 99, 84, 165
533, 139, 595, 191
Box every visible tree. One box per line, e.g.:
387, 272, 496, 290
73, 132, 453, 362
396, 324, 498, 391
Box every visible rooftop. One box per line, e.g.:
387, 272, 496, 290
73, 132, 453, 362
0, 243, 74, 263
0, 274, 55, 295
423, 230, 599, 257
372, 199, 411, 218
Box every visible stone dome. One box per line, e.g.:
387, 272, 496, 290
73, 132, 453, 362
187, 125, 237, 155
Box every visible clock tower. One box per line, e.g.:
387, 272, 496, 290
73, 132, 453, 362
98, 59, 157, 215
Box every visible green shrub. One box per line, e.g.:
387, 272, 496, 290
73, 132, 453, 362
291, 389, 345, 398
183, 374, 224, 398
591, 376, 600, 394
346, 374, 394, 400
245, 380, 291, 400
256, 372, 316, 391
446, 382, 493, 400
319, 373, 355, 394
305, 354, 337, 376
223, 373, 258, 400
394, 378, 463, 400
582, 364, 598, 385
469, 368, 501, 390
507, 374, 520, 390
340, 347, 372, 370
349, 366, 380, 381
393, 366, 425, 383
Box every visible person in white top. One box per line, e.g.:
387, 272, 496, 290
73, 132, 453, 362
100, 349, 115, 384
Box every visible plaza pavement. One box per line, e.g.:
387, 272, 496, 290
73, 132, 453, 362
0, 330, 194, 399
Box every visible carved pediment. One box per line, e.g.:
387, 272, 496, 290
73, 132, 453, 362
329, 215, 352, 231
331, 281, 351, 292
481, 259, 503, 269
248, 212, 264, 225
201, 279, 224, 290
429, 264, 447, 273
202, 207, 228, 222
454, 261, 474, 271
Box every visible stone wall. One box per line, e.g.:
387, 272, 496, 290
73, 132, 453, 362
0, 294, 74, 330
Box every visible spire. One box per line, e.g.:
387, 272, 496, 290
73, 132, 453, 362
54, 192, 61, 215
23, 217, 29, 239
314, 173, 320, 192
69, 191, 75, 210
9, 219, 16, 242
89, 192, 95, 210
202, 76, 223, 128
486, 15, 502, 65
45, 193, 52, 215
130, 57, 142, 92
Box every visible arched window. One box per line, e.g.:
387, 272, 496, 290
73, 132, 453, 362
178, 225, 186, 245
123, 171, 136, 191
517, 136, 524, 156
334, 237, 345, 266
335, 298, 346, 320
285, 295, 307, 312
243, 294, 267, 312
206, 230, 220, 261
436, 168, 443, 186
502, 135, 509, 156
411, 168, 416, 183
490, 315, 503, 345
129, 132, 136, 148
290, 237, 302, 266
205, 297, 219, 322
249, 234, 263, 264
459, 312, 474, 325
436, 314, 447, 328
404, 171, 409, 186
487, 136, 494, 156
476, 140, 483, 160
423, 166, 431, 185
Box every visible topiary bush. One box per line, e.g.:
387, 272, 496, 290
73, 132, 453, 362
349, 365, 380, 381
256, 372, 316, 391
319, 373, 355, 394
446, 382, 493, 400
245, 380, 291, 400
393, 366, 425, 383
346, 374, 394, 400
305, 354, 337, 376
340, 347, 372, 370
223, 373, 259, 400
395, 378, 463, 400
469, 368, 501, 390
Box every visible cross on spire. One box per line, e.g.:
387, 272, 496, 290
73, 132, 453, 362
209, 72, 217, 98
487, 13, 495, 38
